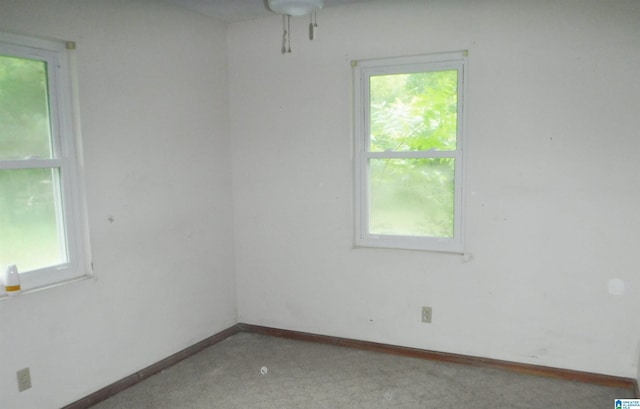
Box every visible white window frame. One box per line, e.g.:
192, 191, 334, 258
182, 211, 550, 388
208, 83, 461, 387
354, 51, 467, 253
0, 32, 90, 292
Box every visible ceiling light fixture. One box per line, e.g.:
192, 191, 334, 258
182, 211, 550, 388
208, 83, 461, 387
268, 0, 323, 53
268, 0, 323, 17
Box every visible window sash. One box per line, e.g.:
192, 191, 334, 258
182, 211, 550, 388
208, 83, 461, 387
354, 52, 466, 252
0, 159, 65, 169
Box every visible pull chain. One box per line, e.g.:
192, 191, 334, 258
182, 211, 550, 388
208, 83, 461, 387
281, 15, 289, 53
309, 12, 318, 41
287, 15, 292, 53
280, 12, 318, 53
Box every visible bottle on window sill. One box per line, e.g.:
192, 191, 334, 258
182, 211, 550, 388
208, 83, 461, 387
4, 265, 21, 295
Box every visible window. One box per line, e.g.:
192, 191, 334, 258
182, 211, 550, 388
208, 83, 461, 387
0, 32, 89, 292
354, 52, 467, 252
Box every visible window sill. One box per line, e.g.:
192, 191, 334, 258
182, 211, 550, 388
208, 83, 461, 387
0, 274, 93, 302
355, 235, 464, 254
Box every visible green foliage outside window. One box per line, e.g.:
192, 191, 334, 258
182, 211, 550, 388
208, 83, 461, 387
0, 55, 64, 272
368, 70, 458, 238
0, 56, 52, 159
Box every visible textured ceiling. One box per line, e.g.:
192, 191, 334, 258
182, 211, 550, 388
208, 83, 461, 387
163, 0, 373, 22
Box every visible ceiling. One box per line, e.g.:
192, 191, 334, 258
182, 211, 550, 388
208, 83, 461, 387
163, 0, 373, 22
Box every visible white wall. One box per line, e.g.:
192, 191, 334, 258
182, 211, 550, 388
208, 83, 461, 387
0, 1, 236, 408
637, 341, 640, 389
229, 0, 640, 378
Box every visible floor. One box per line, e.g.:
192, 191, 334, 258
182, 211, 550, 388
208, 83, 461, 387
91, 332, 635, 409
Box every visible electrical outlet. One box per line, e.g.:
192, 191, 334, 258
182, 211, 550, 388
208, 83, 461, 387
17, 367, 31, 392
421, 306, 432, 324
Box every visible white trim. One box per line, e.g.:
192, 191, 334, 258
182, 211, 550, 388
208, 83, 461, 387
353, 51, 467, 253
0, 159, 64, 169
365, 150, 459, 159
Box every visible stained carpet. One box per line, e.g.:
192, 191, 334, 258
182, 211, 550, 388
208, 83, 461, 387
90, 332, 634, 409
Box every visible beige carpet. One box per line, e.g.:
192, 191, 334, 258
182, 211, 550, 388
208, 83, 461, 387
91, 332, 634, 409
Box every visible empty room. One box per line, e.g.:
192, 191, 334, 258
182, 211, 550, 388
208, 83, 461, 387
0, 0, 639, 408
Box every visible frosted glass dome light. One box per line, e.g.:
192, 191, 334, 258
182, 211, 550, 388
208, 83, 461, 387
268, 0, 324, 16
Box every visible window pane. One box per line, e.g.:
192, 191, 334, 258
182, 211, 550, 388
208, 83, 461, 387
369, 158, 455, 237
0, 168, 67, 272
369, 70, 457, 152
0, 55, 52, 160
